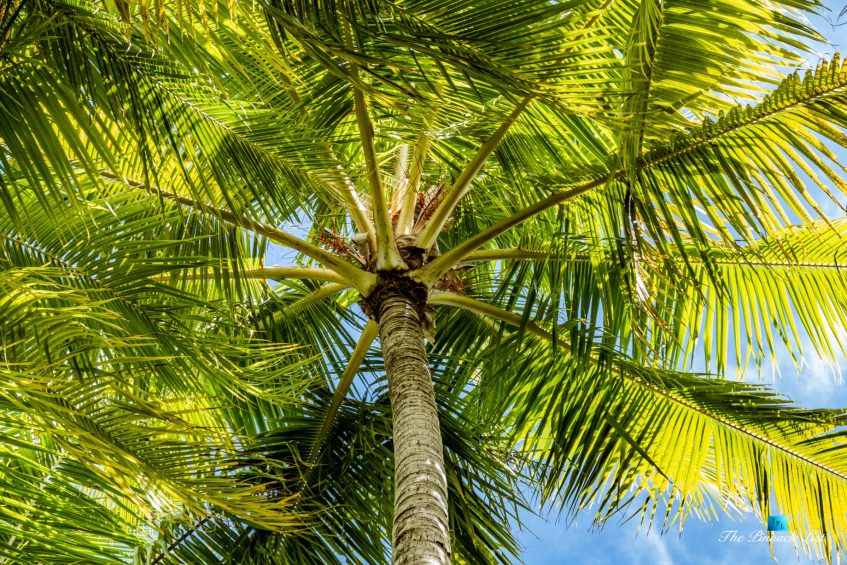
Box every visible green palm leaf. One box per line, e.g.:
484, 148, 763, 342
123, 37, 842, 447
3, 0, 847, 563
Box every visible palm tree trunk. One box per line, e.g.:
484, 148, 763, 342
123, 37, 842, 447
378, 293, 451, 564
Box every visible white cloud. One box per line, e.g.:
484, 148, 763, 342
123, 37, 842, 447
625, 532, 674, 565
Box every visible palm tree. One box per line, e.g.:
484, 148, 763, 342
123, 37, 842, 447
2, 0, 847, 562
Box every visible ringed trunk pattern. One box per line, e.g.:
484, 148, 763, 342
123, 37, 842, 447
378, 293, 451, 564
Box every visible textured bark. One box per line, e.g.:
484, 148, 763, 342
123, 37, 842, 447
378, 294, 451, 565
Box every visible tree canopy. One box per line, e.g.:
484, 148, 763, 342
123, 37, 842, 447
2, 0, 847, 563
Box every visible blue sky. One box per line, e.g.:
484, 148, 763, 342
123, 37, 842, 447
515, 3, 847, 563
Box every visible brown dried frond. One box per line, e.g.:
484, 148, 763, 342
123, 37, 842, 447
315, 229, 367, 266
412, 182, 447, 232
434, 270, 466, 294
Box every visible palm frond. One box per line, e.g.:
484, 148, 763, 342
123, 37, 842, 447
430, 292, 847, 561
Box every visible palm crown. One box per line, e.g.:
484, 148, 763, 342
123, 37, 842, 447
2, 0, 847, 563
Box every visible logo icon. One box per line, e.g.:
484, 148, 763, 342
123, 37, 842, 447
767, 515, 788, 532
